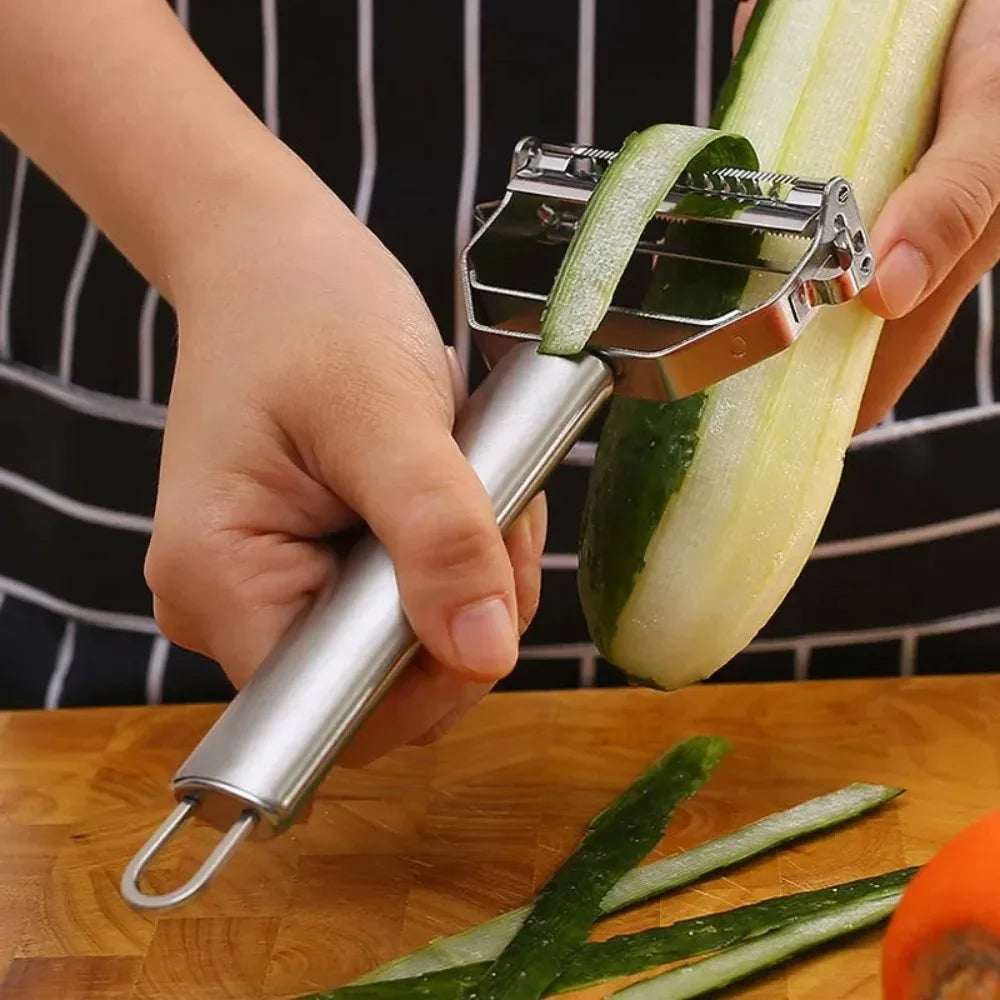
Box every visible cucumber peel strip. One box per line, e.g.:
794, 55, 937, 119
349, 782, 901, 985
554, 865, 913, 995
537, 124, 758, 357
609, 886, 905, 999
461, 736, 730, 1000
303, 867, 916, 999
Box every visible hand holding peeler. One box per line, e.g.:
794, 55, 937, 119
121, 136, 874, 910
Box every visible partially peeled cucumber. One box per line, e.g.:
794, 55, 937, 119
552, 0, 962, 687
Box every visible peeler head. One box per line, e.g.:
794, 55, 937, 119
461, 137, 875, 401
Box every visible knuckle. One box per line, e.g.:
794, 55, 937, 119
143, 535, 184, 605
144, 474, 264, 608
931, 158, 998, 252
150, 594, 174, 637
144, 522, 221, 611
150, 593, 212, 661
399, 486, 504, 582
311, 356, 449, 476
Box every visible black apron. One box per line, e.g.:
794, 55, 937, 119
0, 0, 997, 708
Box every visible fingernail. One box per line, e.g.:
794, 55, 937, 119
444, 346, 467, 405
514, 507, 534, 557
874, 242, 930, 318
527, 494, 548, 560
450, 597, 517, 679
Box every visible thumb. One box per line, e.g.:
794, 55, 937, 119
732, 1, 758, 59
322, 376, 520, 684
862, 66, 1000, 320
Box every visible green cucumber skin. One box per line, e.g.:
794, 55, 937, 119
598, 783, 903, 912
538, 128, 756, 357
576, 0, 801, 670
610, 889, 903, 1000
300, 867, 917, 1000
349, 783, 901, 986
578, 179, 761, 661
308, 965, 482, 1000
551, 865, 915, 995
462, 737, 730, 1000
709, 0, 776, 130
579, 393, 706, 654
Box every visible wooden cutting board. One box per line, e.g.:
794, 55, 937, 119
0, 675, 998, 1000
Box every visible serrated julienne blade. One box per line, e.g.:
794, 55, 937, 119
654, 174, 823, 236
681, 167, 800, 198
507, 137, 828, 237
515, 141, 801, 199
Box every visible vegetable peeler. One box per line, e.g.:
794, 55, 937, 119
121, 136, 874, 910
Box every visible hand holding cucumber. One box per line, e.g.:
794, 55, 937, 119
737, 0, 1000, 434
858, 0, 1000, 430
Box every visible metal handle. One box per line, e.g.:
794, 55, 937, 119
122, 342, 613, 909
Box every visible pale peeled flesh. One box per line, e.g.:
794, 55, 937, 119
612, 0, 963, 686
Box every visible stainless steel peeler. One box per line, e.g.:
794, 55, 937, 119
121, 136, 874, 910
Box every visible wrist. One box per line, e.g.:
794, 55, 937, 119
162, 141, 357, 317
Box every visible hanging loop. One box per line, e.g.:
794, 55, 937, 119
120, 797, 257, 911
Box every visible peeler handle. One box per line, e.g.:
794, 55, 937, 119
169, 342, 613, 835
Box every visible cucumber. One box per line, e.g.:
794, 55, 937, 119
578, 0, 963, 686
351, 783, 901, 985
598, 781, 901, 912
301, 867, 917, 1000
549, 866, 915, 996
609, 888, 905, 1000
462, 736, 729, 1000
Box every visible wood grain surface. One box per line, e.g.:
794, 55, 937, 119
0, 675, 997, 999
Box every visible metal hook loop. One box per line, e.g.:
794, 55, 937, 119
120, 797, 258, 911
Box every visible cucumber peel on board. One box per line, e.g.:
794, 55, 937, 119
570, 0, 963, 686
610, 889, 905, 1000
554, 865, 914, 995
338, 781, 900, 990
460, 736, 729, 1000
307, 867, 916, 1000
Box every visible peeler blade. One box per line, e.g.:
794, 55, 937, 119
462, 136, 875, 402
